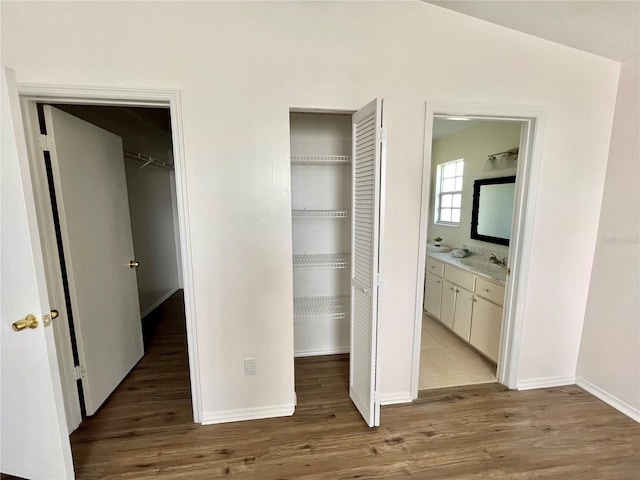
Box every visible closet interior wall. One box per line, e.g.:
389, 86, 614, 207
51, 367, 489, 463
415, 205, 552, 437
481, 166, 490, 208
290, 112, 353, 357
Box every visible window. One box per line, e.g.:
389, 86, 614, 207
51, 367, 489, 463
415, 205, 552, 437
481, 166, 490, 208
435, 159, 464, 225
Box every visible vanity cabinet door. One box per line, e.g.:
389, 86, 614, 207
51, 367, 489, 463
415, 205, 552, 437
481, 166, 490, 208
424, 273, 442, 320
470, 296, 503, 362
424, 272, 443, 318
440, 280, 456, 330
452, 287, 474, 341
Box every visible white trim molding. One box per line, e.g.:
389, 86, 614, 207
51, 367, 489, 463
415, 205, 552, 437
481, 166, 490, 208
576, 376, 640, 423
141, 287, 180, 319
17, 82, 202, 423
294, 347, 349, 358
202, 403, 295, 425
379, 391, 412, 406
516, 375, 575, 390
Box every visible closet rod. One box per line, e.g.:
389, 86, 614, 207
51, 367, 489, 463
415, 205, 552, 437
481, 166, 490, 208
124, 150, 174, 171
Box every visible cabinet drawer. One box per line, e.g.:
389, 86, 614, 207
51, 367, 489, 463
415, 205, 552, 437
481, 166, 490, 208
426, 257, 444, 278
475, 277, 505, 307
444, 265, 475, 291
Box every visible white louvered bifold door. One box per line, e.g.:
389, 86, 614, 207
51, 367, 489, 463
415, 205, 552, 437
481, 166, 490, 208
350, 98, 385, 427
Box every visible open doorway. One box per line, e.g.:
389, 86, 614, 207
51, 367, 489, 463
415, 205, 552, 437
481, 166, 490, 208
19, 87, 201, 434
32, 102, 186, 427
411, 102, 544, 399
288, 99, 386, 428
53, 104, 183, 342
419, 118, 523, 391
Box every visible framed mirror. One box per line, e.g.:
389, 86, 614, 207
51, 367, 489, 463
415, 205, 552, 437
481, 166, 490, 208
470, 176, 516, 246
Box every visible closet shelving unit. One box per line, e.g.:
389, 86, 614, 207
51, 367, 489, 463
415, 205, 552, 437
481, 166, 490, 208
291, 209, 350, 218
292, 253, 349, 270
293, 295, 350, 320
291, 154, 351, 166
290, 112, 352, 356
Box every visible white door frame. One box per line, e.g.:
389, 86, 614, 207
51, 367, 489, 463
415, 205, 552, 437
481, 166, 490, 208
411, 101, 546, 398
18, 83, 203, 423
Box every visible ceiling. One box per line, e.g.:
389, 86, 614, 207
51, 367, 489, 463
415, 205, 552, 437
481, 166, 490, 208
432, 118, 478, 140
426, 1, 640, 62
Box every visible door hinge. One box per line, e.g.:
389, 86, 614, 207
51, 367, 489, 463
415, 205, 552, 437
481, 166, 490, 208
378, 128, 386, 142
72, 365, 86, 381
38, 134, 50, 151
376, 273, 382, 286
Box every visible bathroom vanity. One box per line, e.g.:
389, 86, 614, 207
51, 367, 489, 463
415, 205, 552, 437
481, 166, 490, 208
424, 252, 506, 363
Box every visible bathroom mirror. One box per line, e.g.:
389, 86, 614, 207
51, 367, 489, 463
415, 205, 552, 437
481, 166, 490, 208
470, 176, 516, 246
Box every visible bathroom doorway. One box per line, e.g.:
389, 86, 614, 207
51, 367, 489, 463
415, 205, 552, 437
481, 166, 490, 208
411, 102, 544, 398
420, 118, 521, 390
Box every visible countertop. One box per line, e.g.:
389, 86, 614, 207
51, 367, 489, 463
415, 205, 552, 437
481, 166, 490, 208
427, 251, 507, 284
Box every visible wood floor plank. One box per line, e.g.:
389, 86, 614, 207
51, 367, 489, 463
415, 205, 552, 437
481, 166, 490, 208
5, 290, 637, 479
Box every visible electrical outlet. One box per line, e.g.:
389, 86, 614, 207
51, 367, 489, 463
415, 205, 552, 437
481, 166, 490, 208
244, 357, 256, 375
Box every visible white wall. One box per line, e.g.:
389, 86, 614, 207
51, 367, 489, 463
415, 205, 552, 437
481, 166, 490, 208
429, 121, 521, 255
576, 57, 639, 420
1, 2, 620, 419
126, 162, 180, 316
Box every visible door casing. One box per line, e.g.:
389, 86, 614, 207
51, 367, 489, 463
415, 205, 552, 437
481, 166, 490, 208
411, 101, 546, 398
18, 84, 202, 426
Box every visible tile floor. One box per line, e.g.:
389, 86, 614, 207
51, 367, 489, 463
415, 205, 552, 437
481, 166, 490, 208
419, 313, 497, 390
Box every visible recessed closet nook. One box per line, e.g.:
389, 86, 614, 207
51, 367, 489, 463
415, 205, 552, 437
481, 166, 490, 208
289, 99, 383, 427
290, 111, 352, 357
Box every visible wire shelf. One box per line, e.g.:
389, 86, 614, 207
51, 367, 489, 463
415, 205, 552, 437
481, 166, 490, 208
293, 253, 350, 269
293, 295, 350, 320
291, 155, 351, 166
292, 209, 350, 218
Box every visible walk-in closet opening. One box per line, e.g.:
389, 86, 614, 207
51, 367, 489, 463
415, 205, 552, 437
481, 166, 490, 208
289, 110, 353, 401
419, 117, 525, 393
26, 102, 190, 431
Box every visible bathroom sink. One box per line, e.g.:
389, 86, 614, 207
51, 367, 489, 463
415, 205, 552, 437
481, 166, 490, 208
460, 258, 506, 272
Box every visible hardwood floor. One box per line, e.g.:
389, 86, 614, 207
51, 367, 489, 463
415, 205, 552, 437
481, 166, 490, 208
4, 290, 639, 479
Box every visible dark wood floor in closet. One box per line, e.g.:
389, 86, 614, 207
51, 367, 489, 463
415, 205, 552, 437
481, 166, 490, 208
37, 290, 640, 479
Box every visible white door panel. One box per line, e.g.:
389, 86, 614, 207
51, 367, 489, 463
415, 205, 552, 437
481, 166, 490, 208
44, 106, 143, 416
1, 67, 74, 479
350, 98, 385, 428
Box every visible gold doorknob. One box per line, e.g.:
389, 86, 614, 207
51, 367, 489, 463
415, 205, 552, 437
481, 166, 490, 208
129, 260, 140, 269
12, 314, 38, 332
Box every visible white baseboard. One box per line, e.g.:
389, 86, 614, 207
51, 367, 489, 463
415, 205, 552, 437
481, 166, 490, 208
294, 346, 349, 357
516, 375, 575, 390
202, 403, 295, 425
141, 287, 179, 318
379, 391, 412, 406
576, 376, 640, 423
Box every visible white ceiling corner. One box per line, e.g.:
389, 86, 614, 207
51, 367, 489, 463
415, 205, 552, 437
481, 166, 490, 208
425, 1, 640, 62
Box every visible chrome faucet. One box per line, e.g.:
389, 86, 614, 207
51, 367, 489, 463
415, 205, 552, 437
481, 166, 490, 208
489, 253, 507, 266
